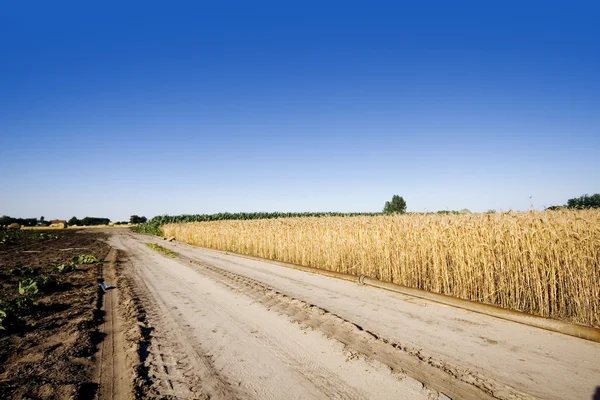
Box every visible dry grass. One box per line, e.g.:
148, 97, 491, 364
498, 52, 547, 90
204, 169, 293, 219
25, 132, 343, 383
163, 210, 600, 327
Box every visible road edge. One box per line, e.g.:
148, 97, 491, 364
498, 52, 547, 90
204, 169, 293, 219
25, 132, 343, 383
155, 234, 600, 343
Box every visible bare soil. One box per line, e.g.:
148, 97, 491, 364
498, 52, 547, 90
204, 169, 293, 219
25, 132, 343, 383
0, 229, 110, 399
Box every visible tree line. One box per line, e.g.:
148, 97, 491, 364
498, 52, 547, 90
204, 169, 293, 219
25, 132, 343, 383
67, 217, 111, 226
0, 214, 148, 227
3, 192, 598, 229
0, 216, 41, 227
547, 193, 600, 210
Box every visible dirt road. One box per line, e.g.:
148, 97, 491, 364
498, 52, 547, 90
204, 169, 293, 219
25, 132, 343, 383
107, 230, 600, 400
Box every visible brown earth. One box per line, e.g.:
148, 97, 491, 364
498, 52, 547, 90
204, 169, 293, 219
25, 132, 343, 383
0, 229, 110, 399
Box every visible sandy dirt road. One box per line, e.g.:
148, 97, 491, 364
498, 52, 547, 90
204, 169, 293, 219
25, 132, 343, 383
107, 230, 600, 400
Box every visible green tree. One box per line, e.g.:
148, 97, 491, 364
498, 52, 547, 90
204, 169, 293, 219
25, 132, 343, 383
80, 217, 110, 226
383, 195, 407, 214
0, 215, 12, 226
68, 216, 80, 226
130, 215, 147, 224
566, 194, 600, 209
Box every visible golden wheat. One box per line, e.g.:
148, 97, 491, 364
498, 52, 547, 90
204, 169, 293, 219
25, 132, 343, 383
163, 210, 600, 327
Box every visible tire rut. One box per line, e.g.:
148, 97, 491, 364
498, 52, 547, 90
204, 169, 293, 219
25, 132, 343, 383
114, 236, 240, 400
136, 250, 366, 400
175, 254, 531, 400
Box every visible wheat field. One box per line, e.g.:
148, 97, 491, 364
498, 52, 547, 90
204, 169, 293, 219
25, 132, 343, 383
163, 210, 600, 327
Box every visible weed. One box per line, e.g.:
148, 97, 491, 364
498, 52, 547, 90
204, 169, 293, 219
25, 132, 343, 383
146, 243, 177, 257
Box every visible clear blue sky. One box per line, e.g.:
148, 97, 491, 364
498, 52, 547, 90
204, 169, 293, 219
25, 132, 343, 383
1, 1, 599, 221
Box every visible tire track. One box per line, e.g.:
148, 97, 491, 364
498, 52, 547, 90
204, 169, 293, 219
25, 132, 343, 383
175, 255, 530, 400
133, 248, 366, 400
111, 233, 440, 400
111, 235, 239, 400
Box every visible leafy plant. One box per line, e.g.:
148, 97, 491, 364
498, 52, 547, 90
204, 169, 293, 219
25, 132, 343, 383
54, 263, 75, 273
12, 297, 37, 310
19, 275, 59, 294
0, 298, 37, 331
73, 254, 99, 264
18, 280, 39, 296
9, 266, 37, 276
36, 233, 58, 239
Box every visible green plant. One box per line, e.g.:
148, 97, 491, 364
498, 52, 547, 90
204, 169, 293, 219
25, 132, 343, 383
9, 266, 36, 276
0, 297, 37, 331
12, 297, 37, 310
54, 263, 75, 273
19, 280, 39, 296
73, 254, 99, 264
19, 275, 59, 295
0, 231, 20, 245
36, 233, 58, 239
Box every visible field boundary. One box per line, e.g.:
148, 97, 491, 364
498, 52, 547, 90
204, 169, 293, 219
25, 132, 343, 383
162, 238, 600, 343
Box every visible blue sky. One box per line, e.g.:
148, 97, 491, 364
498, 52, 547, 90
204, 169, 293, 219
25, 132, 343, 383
1, 1, 599, 221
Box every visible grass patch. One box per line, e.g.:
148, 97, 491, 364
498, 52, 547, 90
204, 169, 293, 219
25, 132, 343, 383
146, 243, 177, 257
